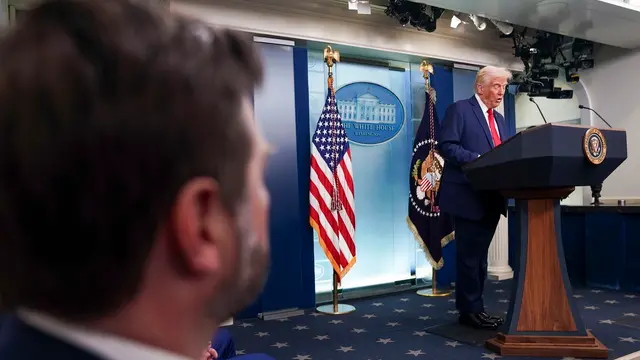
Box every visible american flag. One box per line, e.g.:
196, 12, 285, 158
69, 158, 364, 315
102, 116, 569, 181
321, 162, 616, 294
420, 174, 433, 192
309, 88, 356, 280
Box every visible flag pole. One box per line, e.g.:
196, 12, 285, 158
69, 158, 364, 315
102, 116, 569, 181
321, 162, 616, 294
315, 45, 356, 316
416, 60, 451, 298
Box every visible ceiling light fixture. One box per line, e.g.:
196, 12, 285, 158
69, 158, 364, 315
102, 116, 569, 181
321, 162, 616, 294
468, 14, 486, 31
348, 0, 371, 15
490, 19, 514, 35
450, 14, 463, 28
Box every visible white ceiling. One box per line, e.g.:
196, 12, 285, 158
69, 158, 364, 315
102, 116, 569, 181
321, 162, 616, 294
412, 0, 640, 48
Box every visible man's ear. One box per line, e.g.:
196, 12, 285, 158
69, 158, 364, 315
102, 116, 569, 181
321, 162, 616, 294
170, 177, 229, 275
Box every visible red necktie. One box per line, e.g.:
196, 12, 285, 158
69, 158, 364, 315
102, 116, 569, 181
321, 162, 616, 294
487, 109, 501, 147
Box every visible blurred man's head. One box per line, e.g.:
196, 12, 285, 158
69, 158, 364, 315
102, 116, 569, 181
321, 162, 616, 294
474, 66, 512, 109
0, 0, 269, 354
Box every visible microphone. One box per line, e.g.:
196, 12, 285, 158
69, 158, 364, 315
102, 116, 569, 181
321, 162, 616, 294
528, 97, 548, 124
579, 104, 613, 128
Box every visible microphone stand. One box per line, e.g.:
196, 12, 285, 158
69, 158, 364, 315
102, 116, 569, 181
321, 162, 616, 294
528, 97, 548, 124
590, 184, 603, 206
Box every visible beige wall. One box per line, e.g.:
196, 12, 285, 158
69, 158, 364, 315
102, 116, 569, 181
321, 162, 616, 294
579, 46, 640, 202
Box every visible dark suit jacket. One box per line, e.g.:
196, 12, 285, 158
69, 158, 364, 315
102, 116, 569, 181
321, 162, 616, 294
0, 314, 101, 360
438, 95, 509, 221
0, 314, 275, 360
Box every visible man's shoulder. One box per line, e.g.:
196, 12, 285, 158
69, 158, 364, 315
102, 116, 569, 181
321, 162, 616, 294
0, 315, 101, 360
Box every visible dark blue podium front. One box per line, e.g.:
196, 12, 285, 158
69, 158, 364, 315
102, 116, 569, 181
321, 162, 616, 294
511, 205, 640, 293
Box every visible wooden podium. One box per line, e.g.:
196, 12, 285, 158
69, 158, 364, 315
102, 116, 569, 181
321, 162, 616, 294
463, 124, 627, 358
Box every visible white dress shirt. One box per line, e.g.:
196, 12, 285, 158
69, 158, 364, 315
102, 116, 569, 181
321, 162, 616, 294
18, 310, 191, 360
474, 94, 500, 138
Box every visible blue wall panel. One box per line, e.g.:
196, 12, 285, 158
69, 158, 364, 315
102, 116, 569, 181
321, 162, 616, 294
237, 44, 315, 318
431, 65, 455, 287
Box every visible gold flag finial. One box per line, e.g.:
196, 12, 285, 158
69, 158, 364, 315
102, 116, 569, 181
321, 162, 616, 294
324, 45, 341, 91
324, 45, 340, 74
420, 60, 434, 93
420, 60, 436, 102
420, 60, 434, 80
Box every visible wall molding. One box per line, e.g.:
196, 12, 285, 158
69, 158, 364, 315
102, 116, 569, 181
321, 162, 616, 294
600, 197, 640, 206
172, 0, 524, 70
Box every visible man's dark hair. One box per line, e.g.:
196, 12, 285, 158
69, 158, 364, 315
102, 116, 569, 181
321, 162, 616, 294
0, 0, 263, 320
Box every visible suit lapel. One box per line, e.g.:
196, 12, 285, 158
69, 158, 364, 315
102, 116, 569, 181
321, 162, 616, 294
468, 96, 493, 147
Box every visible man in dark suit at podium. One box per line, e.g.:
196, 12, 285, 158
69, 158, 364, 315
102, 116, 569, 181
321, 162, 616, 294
439, 66, 512, 330
0, 1, 274, 360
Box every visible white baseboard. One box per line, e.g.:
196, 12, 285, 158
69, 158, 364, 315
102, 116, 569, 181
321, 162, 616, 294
615, 350, 640, 360
600, 197, 640, 205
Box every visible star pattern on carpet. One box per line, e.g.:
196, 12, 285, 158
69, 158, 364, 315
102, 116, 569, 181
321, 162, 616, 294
292, 355, 311, 360
406, 349, 425, 356
225, 281, 640, 359
336, 346, 354, 353
481, 353, 501, 359
620, 337, 639, 343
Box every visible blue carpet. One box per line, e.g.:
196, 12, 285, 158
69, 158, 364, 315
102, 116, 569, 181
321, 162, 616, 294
226, 281, 640, 360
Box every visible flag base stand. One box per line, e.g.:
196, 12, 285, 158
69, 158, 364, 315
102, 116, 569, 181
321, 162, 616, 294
316, 271, 356, 315
416, 288, 451, 297
316, 303, 356, 315
417, 269, 451, 297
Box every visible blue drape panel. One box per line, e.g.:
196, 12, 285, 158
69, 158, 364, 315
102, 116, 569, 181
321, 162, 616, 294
503, 91, 517, 136
432, 65, 455, 288
237, 45, 315, 319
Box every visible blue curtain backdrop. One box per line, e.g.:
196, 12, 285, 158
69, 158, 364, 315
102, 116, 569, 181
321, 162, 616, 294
238, 44, 315, 319
504, 86, 517, 136
431, 66, 455, 287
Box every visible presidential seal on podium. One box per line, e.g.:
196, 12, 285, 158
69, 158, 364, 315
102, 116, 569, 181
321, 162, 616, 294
583, 128, 607, 165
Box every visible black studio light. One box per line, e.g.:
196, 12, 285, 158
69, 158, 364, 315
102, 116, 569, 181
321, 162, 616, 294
385, 0, 444, 33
